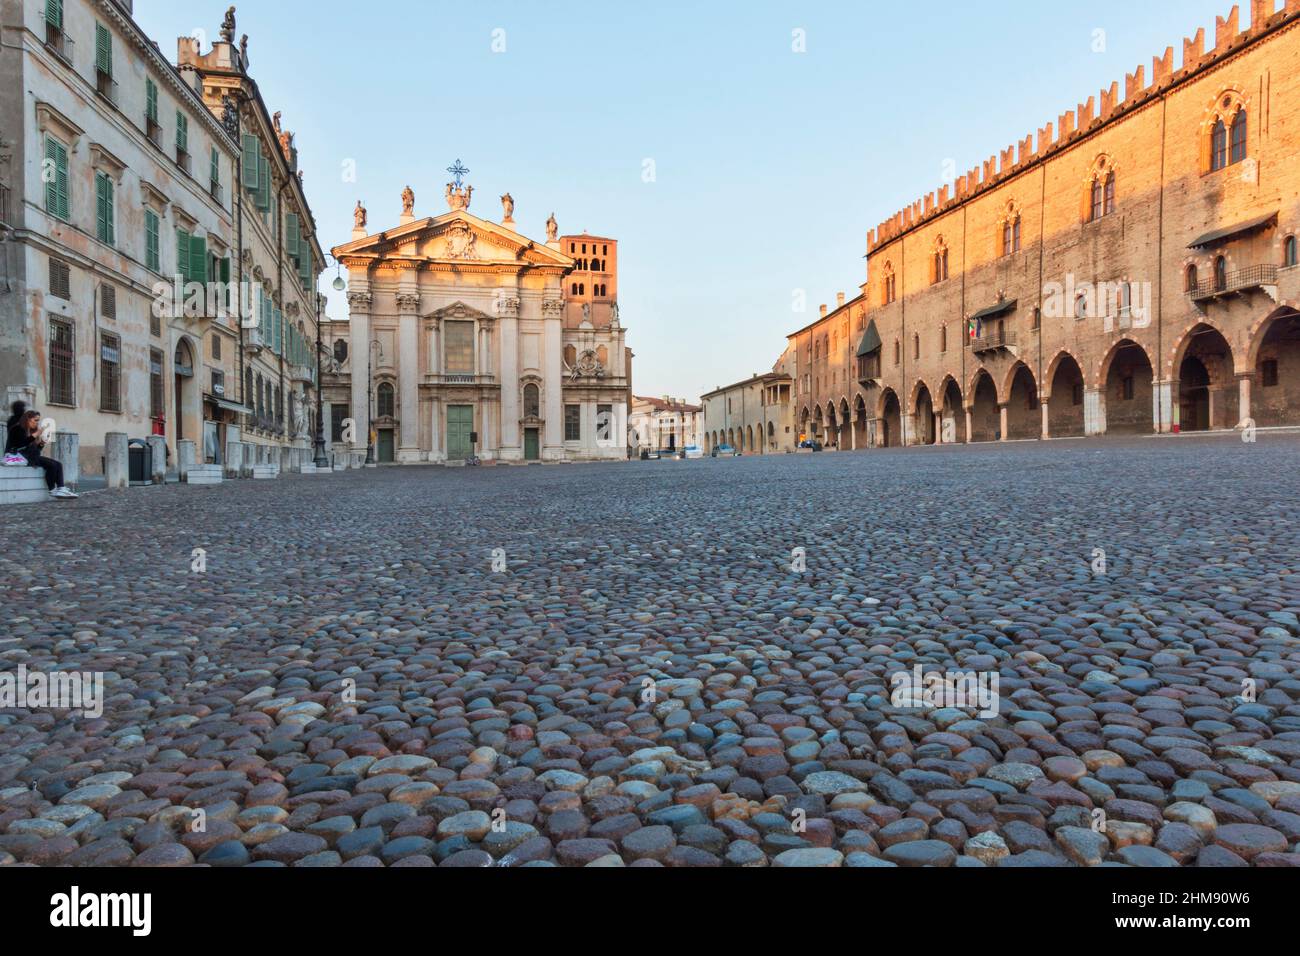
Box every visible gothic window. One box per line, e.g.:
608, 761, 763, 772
1285, 236, 1298, 268
1230, 110, 1247, 164
1185, 264, 1199, 292
1211, 119, 1228, 171
1214, 255, 1227, 291
1208, 93, 1248, 172
1002, 204, 1022, 255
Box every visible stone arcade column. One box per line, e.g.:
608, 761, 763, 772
1154, 379, 1175, 433
397, 292, 422, 463
964, 409, 973, 444
1237, 374, 1252, 427
348, 291, 373, 459
1083, 387, 1105, 436
1040, 400, 1050, 440
998, 403, 1009, 441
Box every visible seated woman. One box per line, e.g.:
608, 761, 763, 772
4, 402, 78, 498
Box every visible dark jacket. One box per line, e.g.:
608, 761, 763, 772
5, 421, 36, 455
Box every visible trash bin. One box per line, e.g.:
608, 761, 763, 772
128, 439, 152, 486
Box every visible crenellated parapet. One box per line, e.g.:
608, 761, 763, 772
866, 2, 1300, 254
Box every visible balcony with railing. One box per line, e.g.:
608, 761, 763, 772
45, 23, 74, 66
289, 363, 314, 384
1190, 264, 1279, 304
971, 329, 1017, 354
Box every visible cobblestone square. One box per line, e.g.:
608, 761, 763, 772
2, 436, 1299, 868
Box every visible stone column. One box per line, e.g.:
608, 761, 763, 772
1154, 380, 1174, 433
54, 431, 80, 489
1040, 400, 1050, 440
397, 293, 421, 463
498, 300, 520, 459
1084, 387, 1105, 436
104, 432, 128, 490
964, 409, 973, 444
998, 403, 1009, 441
348, 291, 373, 457
147, 434, 167, 483
1207, 385, 1224, 430
543, 315, 564, 457
1237, 374, 1252, 426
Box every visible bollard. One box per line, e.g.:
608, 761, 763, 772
177, 440, 196, 481
104, 432, 129, 490
54, 431, 79, 490
225, 441, 243, 479
147, 435, 167, 484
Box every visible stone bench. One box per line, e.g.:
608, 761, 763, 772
0, 466, 52, 505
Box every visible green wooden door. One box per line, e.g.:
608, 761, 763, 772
524, 427, 540, 461
447, 405, 474, 460
378, 429, 395, 463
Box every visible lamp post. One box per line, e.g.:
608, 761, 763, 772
313, 254, 347, 468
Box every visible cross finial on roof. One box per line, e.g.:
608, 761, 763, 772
447, 159, 470, 189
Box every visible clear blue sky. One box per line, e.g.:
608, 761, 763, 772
136, 0, 1235, 401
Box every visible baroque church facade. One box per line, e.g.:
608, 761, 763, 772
327, 177, 629, 463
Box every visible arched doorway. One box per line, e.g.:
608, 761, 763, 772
880, 390, 901, 447
173, 339, 196, 444
940, 378, 964, 443
1006, 364, 1039, 440
1102, 340, 1155, 434
970, 370, 999, 441
825, 403, 839, 449
913, 383, 935, 445
1047, 353, 1085, 438
1175, 324, 1236, 431
854, 395, 868, 448
1178, 356, 1211, 431
1249, 307, 1300, 426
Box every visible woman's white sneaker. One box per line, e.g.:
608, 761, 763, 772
51, 487, 79, 499
3, 453, 27, 467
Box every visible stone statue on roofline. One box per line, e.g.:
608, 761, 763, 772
402, 185, 415, 217
546, 213, 558, 243
354, 201, 367, 230
221, 7, 236, 43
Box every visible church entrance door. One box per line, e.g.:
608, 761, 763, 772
447, 405, 474, 460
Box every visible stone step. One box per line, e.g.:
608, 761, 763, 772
251, 465, 280, 480
0, 466, 52, 505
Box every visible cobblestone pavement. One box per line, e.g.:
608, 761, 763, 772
2, 434, 1299, 867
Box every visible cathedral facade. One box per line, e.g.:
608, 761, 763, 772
327, 178, 629, 464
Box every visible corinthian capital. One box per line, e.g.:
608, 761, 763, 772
396, 293, 421, 312
346, 291, 373, 311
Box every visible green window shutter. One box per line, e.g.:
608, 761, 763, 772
104, 176, 114, 245
256, 151, 270, 210
242, 134, 259, 189
220, 256, 230, 283
176, 228, 191, 282
190, 235, 207, 285
95, 23, 111, 76
285, 212, 300, 258
145, 210, 160, 272
44, 137, 69, 220
299, 250, 312, 292
95, 173, 109, 243
210, 147, 219, 185
46, 0, 63, 29
146, 80, 158, 124
176, 112, 188, 153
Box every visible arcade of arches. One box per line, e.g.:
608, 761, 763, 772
784, 313, 1300, 448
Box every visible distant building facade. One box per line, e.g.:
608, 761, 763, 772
327, 182, 629, 463
701, 361, 794, 454
793, 3, 1300, 447
0, 1, 322, 475
629, 396, 701, 452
